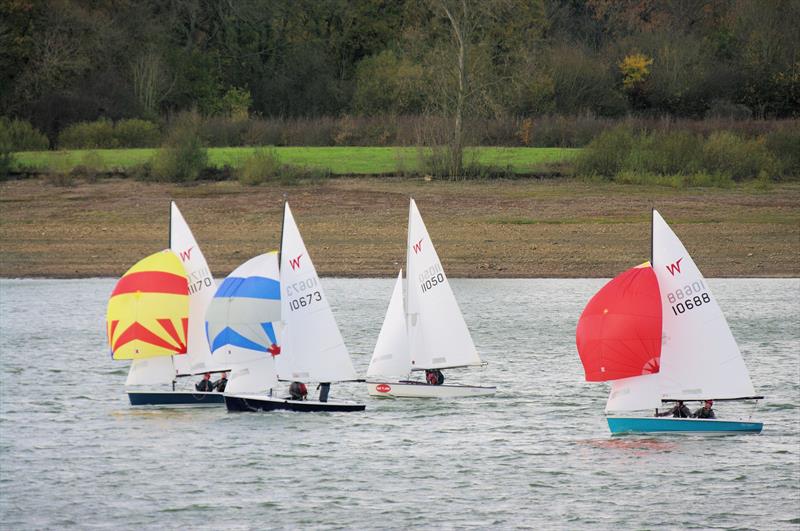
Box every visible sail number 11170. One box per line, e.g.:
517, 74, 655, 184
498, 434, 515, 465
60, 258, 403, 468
666, 280, 711, 316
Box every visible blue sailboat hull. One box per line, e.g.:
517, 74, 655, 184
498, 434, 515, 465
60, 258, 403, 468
608, 417, 763, 434
128, 391, 225, 407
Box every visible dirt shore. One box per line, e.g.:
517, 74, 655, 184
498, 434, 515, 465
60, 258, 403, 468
1, 177, 798, 278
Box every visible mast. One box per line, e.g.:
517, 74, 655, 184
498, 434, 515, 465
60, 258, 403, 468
278, 196, 287, 272
650, 207, 654, 266
169, 200, 173, 249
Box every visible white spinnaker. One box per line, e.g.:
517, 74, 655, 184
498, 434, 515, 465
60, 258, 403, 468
126, 356, 176, 386
366, 271, 410, 379
406, 199, 480, 370
169, 201, 220, 375
205, 253, 281, 394
275, 203, 357, 383
605, 373, 662, 412
652, 209, 755, 400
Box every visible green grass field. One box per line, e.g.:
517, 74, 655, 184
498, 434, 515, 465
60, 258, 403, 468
12, 146, 580, 175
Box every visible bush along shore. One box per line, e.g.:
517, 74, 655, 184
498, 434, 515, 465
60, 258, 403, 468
3, 115, 798, 186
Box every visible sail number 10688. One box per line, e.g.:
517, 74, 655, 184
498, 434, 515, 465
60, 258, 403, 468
666, 280, 711, 315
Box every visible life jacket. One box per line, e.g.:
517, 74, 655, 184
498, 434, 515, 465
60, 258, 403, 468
290, 382, 308, 400
426, 371, 437, 385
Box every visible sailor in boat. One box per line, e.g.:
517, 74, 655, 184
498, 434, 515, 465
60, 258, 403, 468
425, 369, 444, 385
656, 401, 691, 418
692, 400, 716, 419
195, 372, 214, 392
213, 372, 228, 392
289, 381, 308, 401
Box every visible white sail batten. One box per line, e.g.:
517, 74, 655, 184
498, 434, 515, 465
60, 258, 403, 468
126, 357, 176, 386
169, 201, 220, 375
652, 210, 755, 401
366, 271, 410, 379
276, 203, 357, 383
406, 199, 481, 370
206, 252, 281, 394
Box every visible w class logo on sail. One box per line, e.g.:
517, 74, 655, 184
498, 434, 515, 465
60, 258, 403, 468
178, 246, 193, 262
412, 239, 423, 254
666, 257, 684, 276
289, 254, 303, 271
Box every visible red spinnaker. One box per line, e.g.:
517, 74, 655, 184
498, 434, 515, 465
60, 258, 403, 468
576, 264, 662, 382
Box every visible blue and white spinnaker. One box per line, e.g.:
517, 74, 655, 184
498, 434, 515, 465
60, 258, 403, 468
205, 252, 282, 394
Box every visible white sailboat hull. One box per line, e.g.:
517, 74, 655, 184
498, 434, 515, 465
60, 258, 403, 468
367, 381, 496, 398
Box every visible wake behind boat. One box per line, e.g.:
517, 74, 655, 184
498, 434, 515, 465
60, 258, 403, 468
575, 209, 763, 434
209, 203, 364, 413
366, 199, 495, 398
106, 202, 228, 407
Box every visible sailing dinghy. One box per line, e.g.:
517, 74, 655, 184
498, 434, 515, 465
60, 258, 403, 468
218, 203, 365, 412
365, 199, 495, 398
575, 209, 763, 434
106, 201, 227, 407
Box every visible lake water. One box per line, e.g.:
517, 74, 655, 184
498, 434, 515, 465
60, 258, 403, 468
0, 278, 798, 529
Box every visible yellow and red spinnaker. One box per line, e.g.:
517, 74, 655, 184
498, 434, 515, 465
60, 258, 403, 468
106, 250, 190, 360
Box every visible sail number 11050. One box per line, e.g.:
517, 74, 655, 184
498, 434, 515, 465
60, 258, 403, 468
666, 280, 711, 315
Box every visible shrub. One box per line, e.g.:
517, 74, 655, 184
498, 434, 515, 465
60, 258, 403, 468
114, 119, 161, 147
575, 126, 635, 178
765, 127, 800, 177
58, 118, 160, 148
242, 119, 284, 146
237, 148, 281, 185
199, 115, 250, 147
627, 131, 702, 175
701, 131, 778, 181
58, 118, 116, 149
0, 117, 49, 151
79, 150, 105, 182
151, 112, 208, 182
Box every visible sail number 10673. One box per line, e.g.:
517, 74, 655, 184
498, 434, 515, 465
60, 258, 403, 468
666, 280, 711, 315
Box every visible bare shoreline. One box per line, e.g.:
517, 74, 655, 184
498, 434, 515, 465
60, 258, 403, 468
1, 177, 798, 279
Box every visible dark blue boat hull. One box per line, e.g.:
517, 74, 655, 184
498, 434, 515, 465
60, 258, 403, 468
128, 391, 225, 407
224, 394, 365, 413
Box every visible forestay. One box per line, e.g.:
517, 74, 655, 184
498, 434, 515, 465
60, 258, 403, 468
205, 252, 282, 394
406, 199, 481, 370
275, 203, 357, 383
366, 271, 410, 379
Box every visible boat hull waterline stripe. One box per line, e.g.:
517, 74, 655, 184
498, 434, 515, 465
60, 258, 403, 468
607, 417, 763, 434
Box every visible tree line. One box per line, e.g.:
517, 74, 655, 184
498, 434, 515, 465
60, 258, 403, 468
1, 0, 798, 143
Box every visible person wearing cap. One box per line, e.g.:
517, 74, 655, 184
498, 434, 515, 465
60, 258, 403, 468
195, 372, 214, 392
693, 400, 716, 419
656, 400, 691, 418
213, 372, 228, 392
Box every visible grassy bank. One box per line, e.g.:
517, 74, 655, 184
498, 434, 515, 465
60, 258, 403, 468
12, 146, 580, 176
0, 177, 797, 279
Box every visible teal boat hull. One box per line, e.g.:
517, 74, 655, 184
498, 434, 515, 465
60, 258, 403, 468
607, 417, 763, 434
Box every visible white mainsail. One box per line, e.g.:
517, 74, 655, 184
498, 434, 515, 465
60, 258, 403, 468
652, 209, 755, 401
406, 198, 481, 370
274, 203, 357, 383
605, 210, 756, 412
205, 252, 282, 394
169, 201, 220, 375
366, 270, 410, 379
